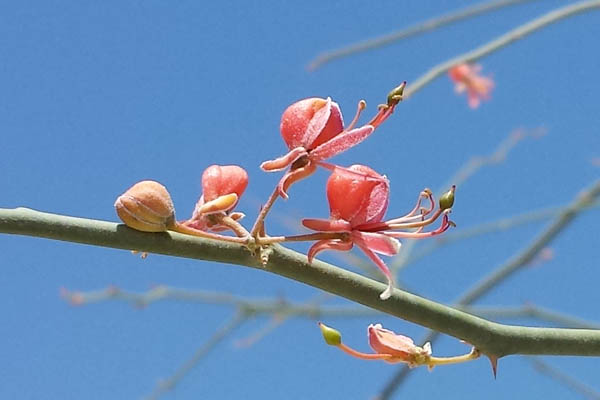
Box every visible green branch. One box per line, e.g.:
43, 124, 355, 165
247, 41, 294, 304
1, 203, 600, 358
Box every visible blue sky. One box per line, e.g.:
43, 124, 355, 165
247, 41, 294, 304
1, 1, 599, 399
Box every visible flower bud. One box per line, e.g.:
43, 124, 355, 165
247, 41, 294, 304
439, 185, 456, 211
114, 180, 175, 232
318, 322, 342, 346
386, 81, 406, 106
280, 97, 344, 151
326, 165, 389, 227
202, 165, 248, 203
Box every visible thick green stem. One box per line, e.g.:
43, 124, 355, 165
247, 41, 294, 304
1, 206, 600, 358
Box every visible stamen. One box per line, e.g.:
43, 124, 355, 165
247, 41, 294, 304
384, 212, 454, 239
386, 208, 443, 230
381, 190, 435, 225
345, 100, 367, 131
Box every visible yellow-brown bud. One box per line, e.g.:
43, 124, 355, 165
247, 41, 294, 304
318, 322, 342, 346
439, 185, 456, 211
114, 180, 175, 232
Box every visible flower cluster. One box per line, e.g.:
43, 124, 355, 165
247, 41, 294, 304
114, 81, 455, 301
114, 165, 250, 242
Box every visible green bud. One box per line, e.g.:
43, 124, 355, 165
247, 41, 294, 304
387, 81, 406, 106
439, 186, 456, 210
319, 322, 342, 346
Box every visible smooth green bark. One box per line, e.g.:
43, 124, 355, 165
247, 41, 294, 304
2, 206, 600, 358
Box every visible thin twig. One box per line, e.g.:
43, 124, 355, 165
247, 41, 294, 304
62, 285, 600, 330
377, 179, 600, 400
404, 0, 600, 98
391, 127, 544, 272
529, 358, 600, 400
234, 292, 331, 347
404, 199, 600, 266
307, 0, 537, 71
144, 312, 247, 400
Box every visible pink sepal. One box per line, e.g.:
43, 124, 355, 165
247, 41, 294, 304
307, 239, 353, 263
260, 147, 308, 172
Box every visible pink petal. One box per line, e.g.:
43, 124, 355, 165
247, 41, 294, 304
309, 125, 375, 161
354, 242, 395, 300
352, 177, 389, 227
302, 218, 352, 232
351, 231, 400, 256
368, 324, 418, 359
307, 239, 353, 263
303, 97, 333, 148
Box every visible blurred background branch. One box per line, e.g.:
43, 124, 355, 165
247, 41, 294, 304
404, 0, 600, 98
377, 178, 600, 399
307, 0, 538, 71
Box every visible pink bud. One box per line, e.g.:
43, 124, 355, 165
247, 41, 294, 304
190, 165, 249, 224
326, 165, 389, 227
280, 97, 344, 151
201, 164, 248, 206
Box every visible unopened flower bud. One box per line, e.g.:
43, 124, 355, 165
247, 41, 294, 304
319, 322, 342, 346
439, 185, 456, 211
387, 81, 406, 106
115, 180, 175, 232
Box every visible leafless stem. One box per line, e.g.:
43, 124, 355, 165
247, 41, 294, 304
307, 0, 537, 71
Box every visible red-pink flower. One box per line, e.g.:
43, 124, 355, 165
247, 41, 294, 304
303, 165, 455, 300
368, 324, 432, 365
184, 165, 248, 232
448, 63, 494, 109
261, 83, 405, 199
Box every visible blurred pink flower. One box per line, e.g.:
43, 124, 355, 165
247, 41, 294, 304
448, 63, 494, 108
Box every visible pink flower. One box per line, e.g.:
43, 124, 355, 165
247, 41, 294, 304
319, 322, 480, 369
303, 165, 455, 300
185, 165, 249, 232
448, 63, 494, 109
368, 324, 432, 365
261, 83, 405, 199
